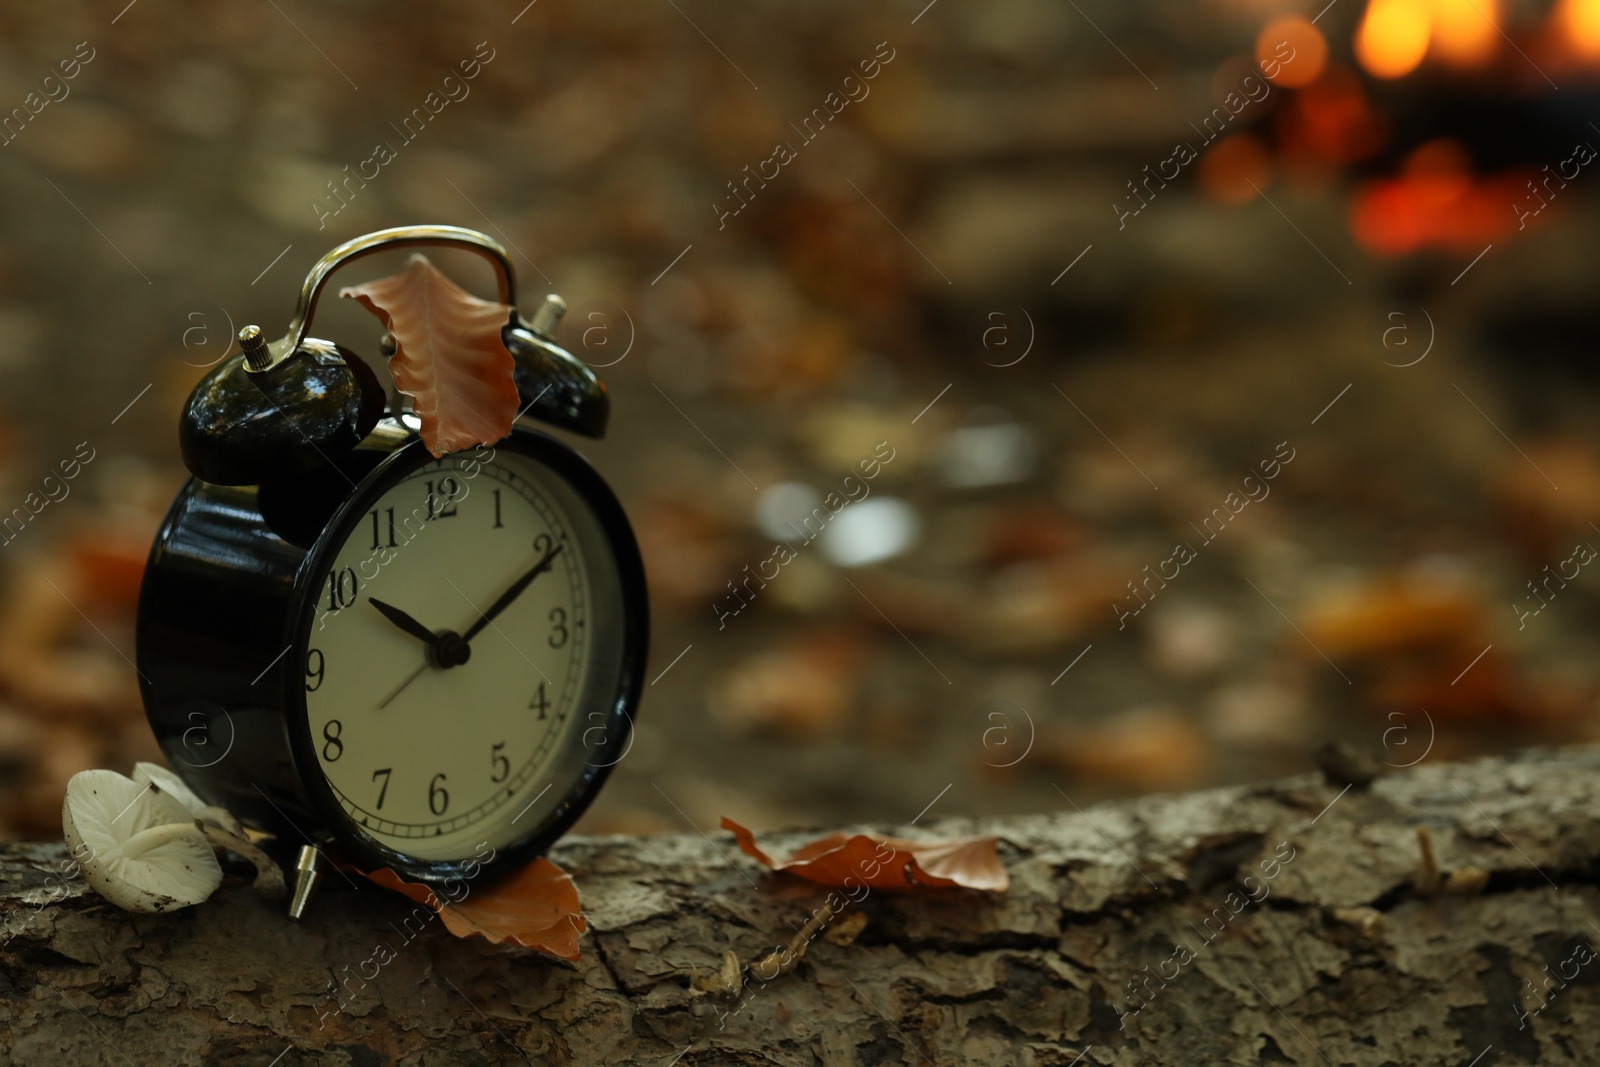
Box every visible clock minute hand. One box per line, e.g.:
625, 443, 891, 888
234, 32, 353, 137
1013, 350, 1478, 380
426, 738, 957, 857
368, 597, 440, 648
462, 543, 564, 642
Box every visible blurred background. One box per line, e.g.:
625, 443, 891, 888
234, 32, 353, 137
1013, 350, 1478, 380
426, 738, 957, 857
1, 0, 1599, 841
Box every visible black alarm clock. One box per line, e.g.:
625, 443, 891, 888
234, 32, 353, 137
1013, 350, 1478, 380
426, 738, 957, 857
136, 226, 648, 910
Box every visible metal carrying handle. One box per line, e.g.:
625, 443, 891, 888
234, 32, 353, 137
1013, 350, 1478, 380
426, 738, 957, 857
278, 224, 520, 358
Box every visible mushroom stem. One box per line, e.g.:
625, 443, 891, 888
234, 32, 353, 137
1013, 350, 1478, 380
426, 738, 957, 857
114, 821, 207, 862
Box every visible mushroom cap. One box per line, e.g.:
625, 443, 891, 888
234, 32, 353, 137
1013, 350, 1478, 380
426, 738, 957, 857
133, 761, 246, 837
62, 769, 222, 914
131, 761, 206, 815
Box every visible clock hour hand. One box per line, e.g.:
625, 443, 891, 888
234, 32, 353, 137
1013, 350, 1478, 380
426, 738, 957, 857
462, 542, 564, 642
368, 597, 439, 648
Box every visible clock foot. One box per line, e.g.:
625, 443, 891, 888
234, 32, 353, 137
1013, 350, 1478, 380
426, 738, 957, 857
288, 845, 323, 921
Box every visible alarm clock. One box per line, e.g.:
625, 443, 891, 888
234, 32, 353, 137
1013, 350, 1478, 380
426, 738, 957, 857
136, 226, 649, 909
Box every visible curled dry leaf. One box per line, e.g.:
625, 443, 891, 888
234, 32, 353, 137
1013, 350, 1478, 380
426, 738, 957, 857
690, 949, 744, 996
822, 909, 868, 946
722, 817, 1008, 893
195, 822, 286, 898
692, 891, 857, 1001
341, 254, 520, 457
358, 858, 586, 960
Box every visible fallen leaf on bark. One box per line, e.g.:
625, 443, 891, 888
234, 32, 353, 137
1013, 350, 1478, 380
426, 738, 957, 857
342, 254, 519, 457
722, 817, 1008, 892
358, 857, 586, 960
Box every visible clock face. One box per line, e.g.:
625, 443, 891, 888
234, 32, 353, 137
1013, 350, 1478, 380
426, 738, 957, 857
298, 439, 634, 864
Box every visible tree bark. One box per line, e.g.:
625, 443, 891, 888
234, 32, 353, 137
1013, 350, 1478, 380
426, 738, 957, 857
2, 747, 1598, 1065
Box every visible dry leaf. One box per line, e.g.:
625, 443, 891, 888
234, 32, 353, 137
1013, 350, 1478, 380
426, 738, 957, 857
358, 857, 586, 960
690, 949, 744, 996
341, 254, 519, 457
722, 817, 1008, 893
822, 910, 868, 946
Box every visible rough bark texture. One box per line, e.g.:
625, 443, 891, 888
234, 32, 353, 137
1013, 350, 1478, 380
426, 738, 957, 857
3, 748, 1599, 1066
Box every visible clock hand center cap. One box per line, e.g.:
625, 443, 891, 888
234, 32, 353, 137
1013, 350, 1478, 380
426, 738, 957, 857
429, 630, 472, 669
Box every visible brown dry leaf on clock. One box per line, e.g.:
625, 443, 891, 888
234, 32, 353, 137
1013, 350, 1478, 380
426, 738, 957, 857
721, 817, 1008, 893
341, 254, 520, 457
357, 857, 587, 960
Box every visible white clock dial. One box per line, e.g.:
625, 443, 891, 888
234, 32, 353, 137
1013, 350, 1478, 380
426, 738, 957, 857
302, 446, 600, 862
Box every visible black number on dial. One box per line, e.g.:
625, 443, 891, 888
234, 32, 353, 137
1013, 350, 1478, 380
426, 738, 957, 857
326, 567, 358, 611
490, 742, 510, 783
428, 773, 450, 815
305, 648, 324, 691
322, 719, 344, 761
426, 477, 460, 520
529, 681, 549, 720
372, 767, 391, 809
549, 606, 569, 648
492, 489, 504, 529
369, 507, 397, 550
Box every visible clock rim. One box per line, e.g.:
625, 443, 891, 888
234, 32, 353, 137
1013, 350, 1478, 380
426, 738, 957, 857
282, 427, 649, 884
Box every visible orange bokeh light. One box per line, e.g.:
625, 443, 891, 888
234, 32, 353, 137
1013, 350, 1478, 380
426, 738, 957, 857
1198, 134, 1273, 204
1430, 0, 1499, 67
1351, 141, 1529, 258
1357, 0, 1432, 79
1557, 0, 1600, 59
1275, 65, 1386, 168
1404, 138, 1472, 177
1256, 17, 1328, 88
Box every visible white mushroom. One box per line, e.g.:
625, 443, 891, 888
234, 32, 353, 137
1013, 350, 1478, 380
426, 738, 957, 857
62, 769, 222, 914
101, 765, 285, 899
132, 761, 245, 836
